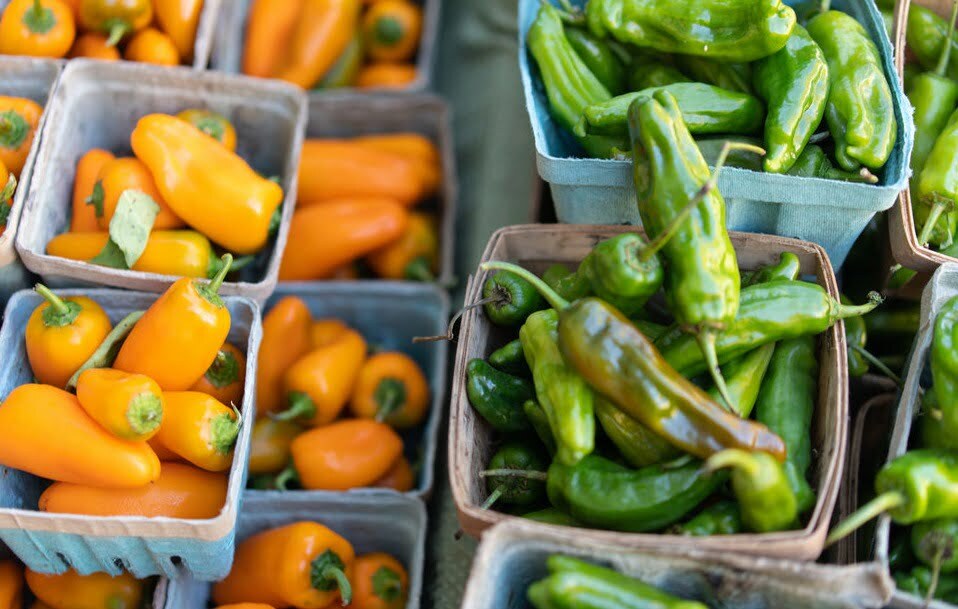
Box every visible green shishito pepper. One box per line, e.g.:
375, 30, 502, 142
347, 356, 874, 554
528, 556, 708, 609
577, 82, 765, 138
842, 295, 869, 378
488, 338, 529, 377
706, 344, 775, 418
915, 109, 958, 249
912, 519, 958, 573
896, 566, 958, 603
675, 500, 743, 536
675, 56, 753, 95
594, 397, 680, 468
524, 399, 556, 455
753, 24, 829, 174
483, 270, 544, 327
465, 359, 533, 433
629, 62, 690, 90
785, 145, 879, 183
565, 26, 626, 95
483, 263, 788, 461
827, 450, 958, 546
807, 10, 897, 173
583, 0, 795, 62
742, 251, 801, 287
547, 455, 724, 532
527, 3, 625, 158
696, 136, 765, 172
922, 295, 958, 451
481, 441, 548, 510
520, 309, 595, 466
908, 4, 958, 84
521, 507, 580, 527
706, 449, 798, 533
543, 263, 592, 303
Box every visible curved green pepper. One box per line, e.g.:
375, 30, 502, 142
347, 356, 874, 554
807, 10, 897, 172
753, 24, 829, 174
697, 136, 765, 172
915, 108, 958, 248
675, 56, 753, 95
482, 441, 549, 509
465, 359, 533, 432
742, 251, 802, 287
896, 566, 958, 603
489, 339, 530, 377
524, 399, 556, 455
785, 145, 879, 183
912, 519, 958, 573
594, 397, 680, 468
578, 82, 765, 138
923, 295, 958, 450
584, 0, 795, 62
521, 507, 580, 527
706, 449, 798, 533
907, 5, 958, 83
706, 344, 775, 417
675, 500, 743, 536
544, 263, 593, 302
628, 62, 689, 90
566, 27, 626, 95
483, 270, 544, 326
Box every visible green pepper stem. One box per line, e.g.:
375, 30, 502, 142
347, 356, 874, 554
697, 329, 735, 414
413, 295, 497, 343
849, 345, 902, 385
105, 20, 130, 47
270, 392, 316, 422
207, 254, 254, 279
0, 173, 16, 203
374, 378, 406, 422
479, 469, 548, 480
835, 292, 883, 320
208, 254, 232, 294
480, 262, 569, 310
825, 491, 906, 547
274, 464, 298, 490
918, 194, 953, 248
404, 257, 435, 282
936, 0, 958, 77
704, 449, 760, 477
479, 487, 504, 511
819, 0, 831, 14
322, 566, 352, 606
857, 168, 879, 184
32, 0, 42, 18
34, 283, 69, 316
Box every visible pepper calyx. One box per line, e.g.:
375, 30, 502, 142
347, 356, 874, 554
127, 393, 163, 436
35, 283, 81, 327
205, 349, 240, 389
372, 565, 403, 601
310, 550, 353, 604
195, 254, 232, 307
210, 410, 240, 455
0, 110, 29, 150
23, 0, 55, 34
374, 377, 407, 422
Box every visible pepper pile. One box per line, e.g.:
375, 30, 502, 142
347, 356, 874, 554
279, 133, 442, 281
211, 520, 409, 609
243, 0, 423, 91
0, 559, 153, 609
0, 271, 243, 521
528, 0, 897, 183
248, 296, 430, 492
465, 90, 881, 535
47, 110, 284, 281
0, 0, 204, 65
0, 95, 42, 238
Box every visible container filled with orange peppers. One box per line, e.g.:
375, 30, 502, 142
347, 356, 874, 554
212, 0, 436, 92
0, 0, 220, 67
14, 60, 307, 303
0, 282, 262, 581
248, 284, 447, 500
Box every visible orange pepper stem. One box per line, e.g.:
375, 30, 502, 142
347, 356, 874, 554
196, 254, 233, 306
34, 283, 81, 327
210, 410, 241, 455
311, 550, 353, 605
372, 566, 404, 602
404, 256, 435, 282
270, 392, 316, 423
128, 392, 163, 436
373, 378, 406, 422
274, 463, 299, 490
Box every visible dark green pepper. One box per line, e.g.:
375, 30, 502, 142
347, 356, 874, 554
706, 449, 798, 533
521, 309, 595, 465
633, 318, 667, 341
547, 454, 724, 532
696, 136, 765, 172
896, 566, 958, 603
843, 295, 869, 378
465, 359, 533, 433
907, 4, 958, 83
566, 27, 627, 95
583, 0, 796, 62
912, 519, 958, 573
674, 500, 742, 536
807, 10, 897, 172
864, 305, 920, 338
785, 145, 879, 183
675, 56, 753, 95
489, 339, 530, 377
483, 270, 544, 326
481, 441, 548, 510
705, 344, 775, 417
628, 62, 689, 90
752, 24, 829, 174
742, 251, 802, 287
544, 263, 593, 302
915, 108, 958, 248
922, 295, 958, 451
578, 82, 765, 138
521, 507, 581, 527
594, 397, 680, 468
524, 399, 556, 455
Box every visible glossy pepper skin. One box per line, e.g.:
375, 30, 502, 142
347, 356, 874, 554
0, 384, 160, 487
488, 338, 529, 377
705, 344, 775, 417
367, 211, 439, 281
92, 156, 184, 230
298, 145, 423, 207
547, 455, 724, 532
579, 82, 765, 138
248, 418, 300, 475
915, 109, 958, 248
706, 449, 798, 533
26, 570, 143, 609
465, 359, 533, 432
907, 5, 958, 83
70, 148, 114, 232
675, 500, 742, 536
786, 144, 879, 183
483, 270, 544, 326
69, 32, 120, 59
286, 419, 402, 490
256, 296, 313, 416
877, 451, 958, 524
521, 309, 595, 466
350, 351, 430, 428
0, 96, 43, 177
154, 0, 204, 60
585, 0, 795, 62
565, 27, 626, 95
243, 0, 305, 77
362, 0, 421, 63
25, 286, 112, 388
912, 519, 958, 573
190, 342, 246, 406
0, 0, 76, 58
39, 461, 227, 519
124, 26, 180, 65
352, 553, 408, 609
131, 113, 283, 255
78, 0, 152, 46
807, 11, 897, 172
675, 57, 753, 94
629, 61, 690, 90
483, 441, 548, 509
155, 391, 240, 472
594, 397, 679, 468
212, 521, 355, 608
372, 455, 414, 492
176, 109, 237, 151
922, 295, 958, 449
273, 0, 362, 89
76, 368, 164, 441
752, 24, 829, 174
574, 232, 667, 316
742, 251, 800, 287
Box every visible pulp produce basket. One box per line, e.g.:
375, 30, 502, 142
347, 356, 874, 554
449, 224, 849, 560
14, 60, 307, 304
210, 0, 440, 93
253, 282, 449, 499
0, 289, 261, 580
155, 493, 427, 609
518, 0, 914, 269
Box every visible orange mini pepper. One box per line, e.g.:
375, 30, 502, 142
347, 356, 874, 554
30, 602, 54, 609
248, 418, 301, 475
0, 160, 15, 238
149, 435, 181, 462
357, 63, 417, 89
0, 560, 23, 609
176, 109, 237, 152
373, 455, 414, 492
153, 0, 204, 60
131, 113, 283, 255
0, 96, 42, 178
298, 140, 423, 205
215, 605, 276, 609
92, 156, 184, 230
25, 569, 143, 609
352, 553, 408, 609
272, 0, 361, 89
310, 318, 348, 349
68, 32, 119, 59
242, 0, 304, 78
154, 391, 240, 472
25, 285, 112, 388
124, 26, 181, 65
76, 368, 164, 441
362, 0, 421, 63
0, 0, 76, 58
113, 257, 232, 390
275, 328, 367, 426
352, 132, 440, 197
70, 149, 114, 232
211, 521, 355, 607
256, 296, 313, 416
367, 211, 438, 281
39, 461, 227, 519
190, 342, 246, 406
78, 0, 152, 46
278, 199, 408, 281
350, 351, 429, 428
0, 384, 160, 487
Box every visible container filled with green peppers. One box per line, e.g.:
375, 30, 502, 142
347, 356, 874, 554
518, 0, 913, 269
449, 220, 859, 560
458, 521, 894, 609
